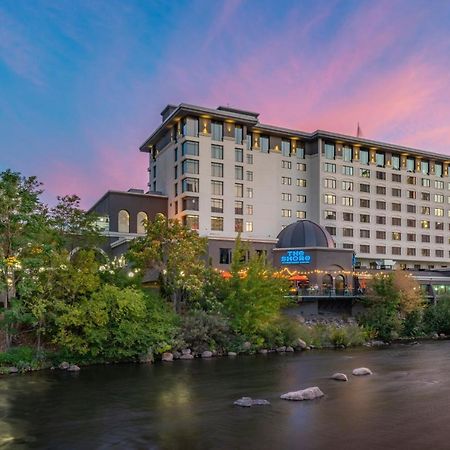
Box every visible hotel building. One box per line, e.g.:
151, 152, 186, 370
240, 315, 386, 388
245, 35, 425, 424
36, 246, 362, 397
138, 103, 450, 271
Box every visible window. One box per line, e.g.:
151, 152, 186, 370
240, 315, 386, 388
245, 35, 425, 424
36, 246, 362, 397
235, 125, 243, 144
260, 136, 269, 152
296, 210, 306, 219
281, 176, 292, 185
297, 195, 306, 203
435, 208, 444, 217
118, 210, 130, 233
407, 204, 416, 213
174, 200, 178, 215
392, 247, 401, 255
421, 248, 430, 257
376, 231, 386, 239
360, 168, 370, 178
211, 198, 223, 213
376, 171, 386, 180
342, 196, 353, 206
296, 179, 307, 187
407, 190, 416, 199
220, 248, 232, 264
324, 210, 336, 220
422, 192, 430, 201
245, 221, 253, 232
343, 212, 354, 221
343, 243, 354, 249
392, 188, 401, 197
435, 194, 444, 203
407, 219, 416, 227
211, 216, 223, 231
360, 199, 370, 208
324, 163, 336, 173
235, 201, 243, 215
376, 152, 385, 167
421, 220, 430, 229
406, 157, 415, 172
360, 183, 370, 193
246, 187, 253, 198
342, 166, 354, 176
407, 248, 416, 256
435, 180, 444, 189
295, 144, 305, 158
324, 194, 336, 204
360, 245, 370, 254
324, 178, 337, 189
182, 159, 199, 175
435, 163, 443, 177
325, 226, 336, 236
246, 153, 253, 164
422, 178, 430, 187
360, 149, 369, 165
376, 201, 386, 210
211, 144, 223, 159
436, 222, 444, 230
436, 249, 444, 258
342, 181, 353, 191
246, 204, 253, 215
360, 214, 370, 223
182, 141, 199, 156
343, 146, 352, 162
183, 214, 199, 230
211, 180, 224, 195
392, 155, 400, 170
376, 186, 386, 195
281, 140, 291, 156
281, 193, 292, 201
376, 246, 386, 254
182, 117, 199, 137
343, 228, 353, 237
235, 183, 243, 197
324, 142, 335, 159
392, 203, 401, 212
281, 160, 292, 169
235, 147, 243, 162
297, 163, 306, 171
376, 216, 386, 225
235, 218, 243, 232
392, 232, 401, 241
246, 171, 253, 182
392, 173, 401, 182
235, 166, 243, 180
182, 196, 199, 211
407, 233, 416, 242
392, 217, 401, 226
281, 209, 292, 217
182, 177, 199, 193
211, 121, 223, 141
407, 176, 416, 185
174, 147, 178, 162
421, 160, 429, 175
211, 162, 223, 177
421, 234, 430, 243
360, 229, 370, 238
174, 166, 178, 179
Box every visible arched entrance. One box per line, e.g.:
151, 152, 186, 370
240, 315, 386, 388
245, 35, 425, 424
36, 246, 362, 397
322, 274, 333, 294
335, 274, 346, 295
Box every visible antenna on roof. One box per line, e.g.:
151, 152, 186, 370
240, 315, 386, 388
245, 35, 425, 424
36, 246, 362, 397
356, 122, 363, 138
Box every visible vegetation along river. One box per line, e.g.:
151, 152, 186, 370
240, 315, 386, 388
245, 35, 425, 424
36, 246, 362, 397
1, 341, 450, 449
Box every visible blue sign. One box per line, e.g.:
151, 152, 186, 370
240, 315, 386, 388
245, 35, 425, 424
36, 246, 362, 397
280, 250, 311, 265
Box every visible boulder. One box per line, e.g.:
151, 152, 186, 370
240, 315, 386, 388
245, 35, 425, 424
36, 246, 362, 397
432, 333, 439, 340
8, 367, 19, 374
228, 352, 237, 357
296, 339, 307, 350
242, 341, 252, 350
331, 373, 348, 382
281, 386, 324, 401
276, 346, 286, 353
181, 348, 192, 355
58, 361, 70, 370
162, 352, 174, 362
180, 353, 194, 360
370, 340, 388, 347
172, 351, 181, 360
201, 351, 213, 358
439, 333, 446, 339
67, 365, 80, 372
352, 367, 372, 376
234, 397, 271, 407
286, 346, 294, 352
258, 349, 268, 355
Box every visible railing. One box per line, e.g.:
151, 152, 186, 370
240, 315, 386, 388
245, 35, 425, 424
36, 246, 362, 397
291, 288, 366, 298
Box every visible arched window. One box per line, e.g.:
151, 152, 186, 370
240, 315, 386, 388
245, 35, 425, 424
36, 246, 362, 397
137, 211, 148, 234
118, 210, 130, 233
335, 274, 346, 295
322, 274, 333, 294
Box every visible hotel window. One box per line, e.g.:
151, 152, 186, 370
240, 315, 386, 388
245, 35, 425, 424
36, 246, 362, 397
342, 166, 354, 176
211, 216, 224, 231
296, 211, 306, 219
324, 142, 335, 160
376, 152, 385, 167
407, 233, 416, 242
235, 147, 243, 162
152, 181, 156, 191
406, 157, 415, 172
421, 248, 430, 257
360, 168, 370, 178
182, 159, 199, 175
360, 214, 370, 223
282, 160, 292, 169
376, 201, 386, 210
281, 193, 292, 201
281, 176, 292, 185
246, 153, 253, 164
182, 117, 199, 137
235, 166, 243, 180
422, 192, 430, 201
281, 209, 292, 217
421, 160, 429, 175
211, 121, 223, 141
343, 228, 353, 237
360, 229, 370, 238
174, 147, 178, 162
211, 162, 224, 177
343, 212, 354, 221
360, 149, 369, 165
359, 183, 370, 193
246, 134, 252, 149
436, 236, 444, 244
376, 216, 386, 225
324, 163, 336, 173
174, 201, 178, 215
435, 208, 444, 217
297, 163, 306, 171
435, 180, 444, 189
376, 230, 386, 239
211, 144, 224, 159
211, 198, 223, 213
211, 180, 224, 195
246, 187, 253, 198
152, 165, 156, 178
392, 217, 402, 226
435, 194, 444, 203
392, 247, 402, 255
436, 249, 444, 258
325, 226, 336, 236
297, 195, 307, 203
220, 248, 232, 264
392, 173, 401, 182
342, 196, 353, 206
343, 243, 354, 249
324, 210, 336, 220
392, 188, 401, 197
376, 171, 386, 180
174, 166, 178, 179
183, 214, 199, 230
246, 204, 253, 215
376, 186, 386, 195
421, 234, 430, 243
281, 139, 291, 156
235, 218, 243, 232
360, 245, 370, 254
235, 200, 243, 215
343, 146, 352, 162
436, 221, 444, 230
407, 219, 416, 227
260, 136, 269, 152
421, 178, 430, 187
235, 125, 243, 144
246, 171, 253, 181
296, 179, 307, 187
392, 232, 401, 241
435, 162, 443, 177
324, 194, 336, 204
377, 246, 387, 254
421, 220, 430, 229
407, 204, 416, 213
235, 183, 243, 197
118, 210, 130, 233
182, 141, 199, 156
174, 183, 178, 197
324, 178, 337, 189
245, 221, 253, 232
407, 248, 416, 256
182, 177, 199, 193
182, 197, 199, 211
392, 155, 400, 170
407, 190, 416, 199
407, 176, 416, 185
295, 143, 305, 158
360, 199, 370, 208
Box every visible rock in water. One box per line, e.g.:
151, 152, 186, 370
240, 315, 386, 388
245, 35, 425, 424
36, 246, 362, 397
280, 387, 324, 401
58, 361, 70, 370
180, 353, 194, 360
296, 339, 307, 350
286, 346, 294, 352
234, 397, 271, 407
331, 373, 348, 382
8, 367, 19, 374
67, 365, 80, 372
228, 352, 237, 357
181, 348, 191, 355
276, 346, 287, 353
201, 351, 213, 358
162, 352, 174, 362
352, 367, 373, 376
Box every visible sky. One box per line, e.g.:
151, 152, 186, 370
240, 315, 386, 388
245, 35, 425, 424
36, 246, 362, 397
1, 0, 450, 207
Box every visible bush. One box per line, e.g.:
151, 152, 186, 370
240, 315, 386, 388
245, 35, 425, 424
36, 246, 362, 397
0, 346, 46, 370
259, 318, 304, 348
402, 310, 424, 337
309, 324, 368, 348
423, 296, 450, 335
358, 305, 400, 342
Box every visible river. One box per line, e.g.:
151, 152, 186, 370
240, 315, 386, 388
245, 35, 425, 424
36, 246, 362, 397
1, 341, 450, 449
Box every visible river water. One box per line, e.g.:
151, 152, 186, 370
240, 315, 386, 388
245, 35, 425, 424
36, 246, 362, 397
1, 341, 450, 449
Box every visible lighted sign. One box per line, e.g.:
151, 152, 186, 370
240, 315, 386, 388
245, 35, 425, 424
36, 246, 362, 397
280, 250, 311, 265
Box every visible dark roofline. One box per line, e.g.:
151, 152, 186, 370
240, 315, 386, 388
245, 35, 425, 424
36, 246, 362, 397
88, 190, 168, 213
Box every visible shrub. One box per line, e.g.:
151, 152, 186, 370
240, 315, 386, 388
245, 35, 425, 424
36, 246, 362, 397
423, 295, 450, 335
0, 346, 46, 370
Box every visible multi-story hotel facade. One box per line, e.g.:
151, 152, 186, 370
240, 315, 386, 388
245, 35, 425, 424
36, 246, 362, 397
139, 103, 450, 271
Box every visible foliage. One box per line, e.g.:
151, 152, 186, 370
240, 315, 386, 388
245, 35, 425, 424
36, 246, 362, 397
258, 317, 304, 348
423, 295, 450, 335
308, 323, 368, 348
0, 346, 47, 371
